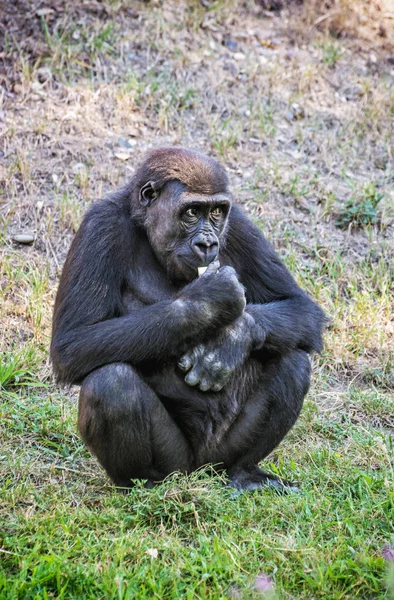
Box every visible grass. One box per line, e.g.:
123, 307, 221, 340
336, 182, 385, 229
0, 349, 39, 389
320, 40, 344, 68
1, 0, 394, 598
1, 385, 393, 599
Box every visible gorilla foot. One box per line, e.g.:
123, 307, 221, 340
228, 467, 299, 494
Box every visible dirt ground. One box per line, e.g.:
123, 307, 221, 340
1, 0, 393, 393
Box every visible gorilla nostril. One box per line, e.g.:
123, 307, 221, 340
193, 242, 218, 260
197, 242, 212, 251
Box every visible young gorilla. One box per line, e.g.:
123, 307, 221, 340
51, 147, 326, 491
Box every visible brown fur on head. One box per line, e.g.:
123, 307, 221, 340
130, 147, 230, 202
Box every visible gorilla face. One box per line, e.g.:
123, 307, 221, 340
141, 180, 232, 281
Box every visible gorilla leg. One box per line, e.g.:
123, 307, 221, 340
206, 350, 311, 491
78, 363, 193, 487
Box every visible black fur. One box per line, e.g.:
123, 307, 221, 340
51, 147, 326, 491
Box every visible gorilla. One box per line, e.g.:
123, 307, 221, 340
51, 147, 325, 491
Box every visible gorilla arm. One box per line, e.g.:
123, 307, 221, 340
179, 206, 326, 391
178, 312, 265, 392
230, 208, 326, 356
51, 200, 245, 385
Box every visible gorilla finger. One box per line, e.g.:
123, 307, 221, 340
218, 265, 238, 278
201, 355, 222, 374
211, 382, 225, 392
178, 354, 193, 371
193, 344, 206, 357
204, 260, 220, 276
184, 369, 201, 387
199, 378, 212, 392
215, 373, 232, 389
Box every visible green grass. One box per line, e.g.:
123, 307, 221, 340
335, 182, 386, 230
0, 349, 40, 389
320, 40, 344, 68
1, 235, 392, 598
1, 386, 393, 599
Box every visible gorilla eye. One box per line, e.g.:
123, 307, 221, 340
211, 207, 223, 217
185, 207, 199, 218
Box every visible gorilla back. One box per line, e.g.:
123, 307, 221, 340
51, 147, 326, 491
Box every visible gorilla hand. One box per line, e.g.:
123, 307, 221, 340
178, 313, 265, 392
178, 263, 246, 328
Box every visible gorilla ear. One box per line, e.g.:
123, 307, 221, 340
139, 181, 159, 207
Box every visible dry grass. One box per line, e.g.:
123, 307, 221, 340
1, 0, 393, 396
1, 0, 393, 380
291, 0, 394, 47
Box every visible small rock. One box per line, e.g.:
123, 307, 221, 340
145, 548, 158, 559
128, 126, 140, 137
114, 151, 132, 161
118, 138, 132, 149
287, 103, 305, 120
127, 52, 141, 61
343, 84, 364, 101
72, 162, 86, 173
13, 233, 35, 244
233, 52, 246, 61
36, 7, 54, 16
31, 80, 44, 93
225, 39, 238, 52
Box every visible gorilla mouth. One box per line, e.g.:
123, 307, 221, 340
177, 254, 217, 273
171, 255, 211, 282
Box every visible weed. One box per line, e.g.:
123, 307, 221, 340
0, 348, 40, 389
320, 40, 344, 68
336, 182, 384, 229
251, 101, 277, 140
210, 117, 241, 158
40, 16, 119, 81
57, 191, 85, 232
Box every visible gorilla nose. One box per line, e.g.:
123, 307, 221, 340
192, 239, 219, 264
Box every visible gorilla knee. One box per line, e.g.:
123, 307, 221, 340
81, 363, 136, 398
78, 363, 140, 442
